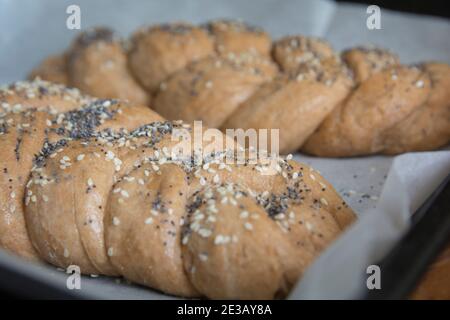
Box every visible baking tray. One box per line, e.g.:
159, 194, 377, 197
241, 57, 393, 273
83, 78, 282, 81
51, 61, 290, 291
365, 174, 450, 299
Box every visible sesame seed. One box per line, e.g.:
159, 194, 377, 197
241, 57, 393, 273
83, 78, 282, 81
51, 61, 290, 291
274, 213, 285, 220
244, 222, 253, 230
198, 228, 212, 238
87, 178, 94, 187
63, 248, 70, 258
190, 221, 200, 231
415, 80, 424, 88
145, 217, 153, 225
194, 213, 205, 221
240, 210, 249, 219
214, 234, 224, 245
320, 198, 328, 206
77, 154, 85, 161
112, 217, 120, 226
107, 247, 114, 257
106, 151, 115, 160
199, 253, 208, 261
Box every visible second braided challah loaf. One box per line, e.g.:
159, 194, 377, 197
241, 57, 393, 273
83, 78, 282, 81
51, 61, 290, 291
30, 20, 450, 156
1, 79, 355, 299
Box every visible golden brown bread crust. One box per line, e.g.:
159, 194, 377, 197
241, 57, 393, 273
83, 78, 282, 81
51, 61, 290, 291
0, 80, 93, 260
272, 36, 335, 73
411, 243, 450, 300
30, 20, 450, 156
106, 163, 199, 296
381, 63, 450, 154
28, 54, 69, 86
25, 102, 163, 274
0, 110, 51, 261
129, 23, 215, 93
0, 80, 355, 299
153, 55, 277, 128
302, 65, 432, 156
206, 19, 272, 57
342, 47, 399, 84
67, 28, 150, 105
223, 56, 353, 153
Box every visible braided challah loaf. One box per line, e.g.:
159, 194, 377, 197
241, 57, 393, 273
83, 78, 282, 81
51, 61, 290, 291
1, 79, 355, 299
30, 20, 450, 156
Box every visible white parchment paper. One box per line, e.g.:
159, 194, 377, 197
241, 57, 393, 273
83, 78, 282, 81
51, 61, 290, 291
291, 152, 450, 299
0, 0, 449, 299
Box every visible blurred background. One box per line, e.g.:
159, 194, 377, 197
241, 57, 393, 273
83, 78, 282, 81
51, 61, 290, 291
339, 0, 449, 18
0, 0, 449, 84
